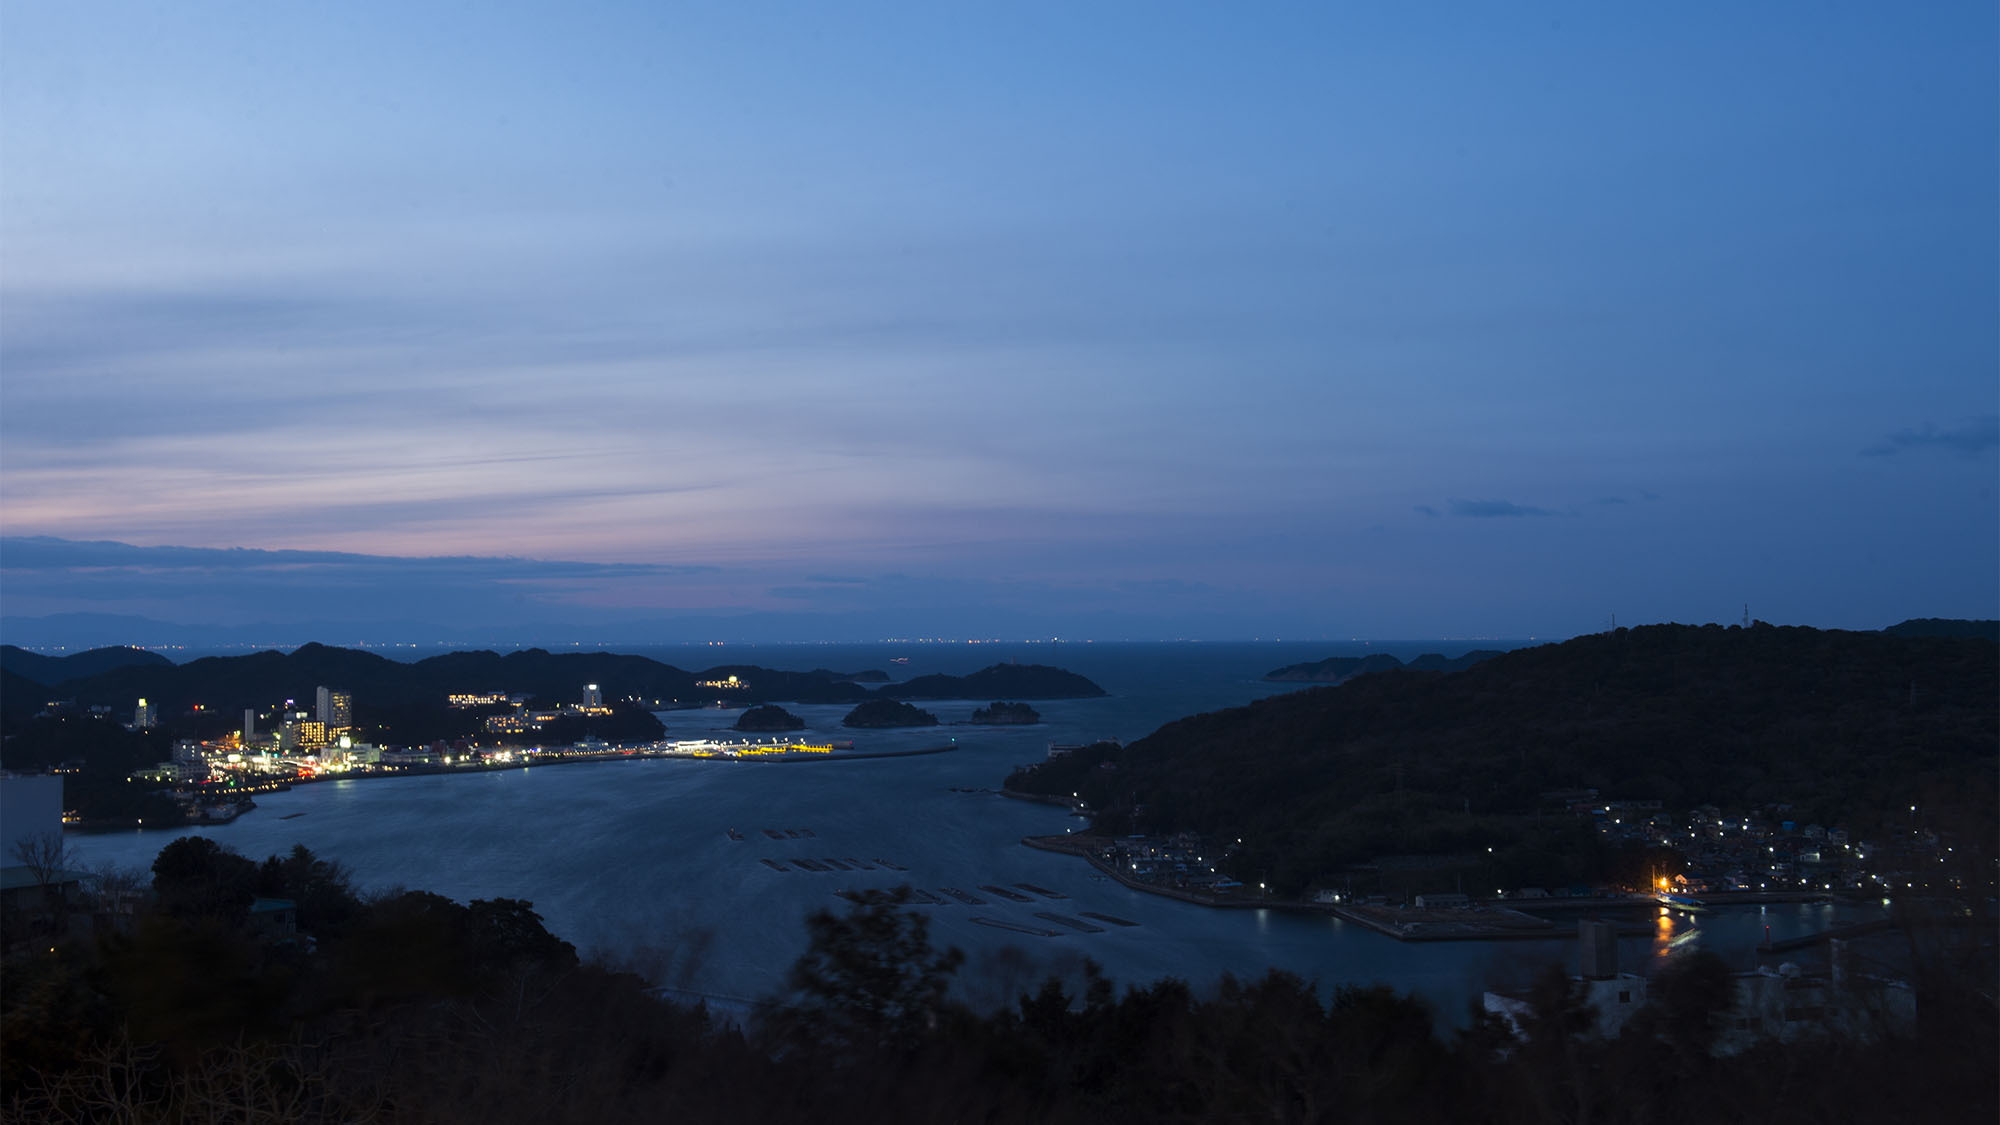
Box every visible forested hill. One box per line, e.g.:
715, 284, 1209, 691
1008, 624, 1997, 891
878, 663, 1107, 700
0, 643, 1103, 719
0, 644, 172, 685
1883, 618, 2000, 641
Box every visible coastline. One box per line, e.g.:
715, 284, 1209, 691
1020, 833, 1719, 942
69, 743, 959, 834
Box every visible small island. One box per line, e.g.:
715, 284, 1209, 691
841, 699, 939, 729
971, 701, 1039, 725
880, 662, 1106, 701
734, 704, 805, 732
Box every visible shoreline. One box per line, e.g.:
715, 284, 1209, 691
68, 743, 958, 834
1019, 833, 1844, 942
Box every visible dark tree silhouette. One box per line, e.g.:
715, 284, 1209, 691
777, 887, 964, 1056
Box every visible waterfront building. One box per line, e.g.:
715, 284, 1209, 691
316, 686, 353, 729
278, 711, 315, 752
242, 708, 256, 741
583, 683, 603, 709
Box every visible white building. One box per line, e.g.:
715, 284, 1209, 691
1484, 923, 1914, 1053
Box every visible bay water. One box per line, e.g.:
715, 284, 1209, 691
67, 642, 1870, 1019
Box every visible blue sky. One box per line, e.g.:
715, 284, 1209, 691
2, 2, 1994, 641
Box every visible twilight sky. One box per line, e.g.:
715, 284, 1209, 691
2, 2, 1995, 642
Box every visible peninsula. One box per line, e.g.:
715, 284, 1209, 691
1010, 624, 1997, 904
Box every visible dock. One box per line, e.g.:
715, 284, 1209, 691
1333, 904, 1568, 942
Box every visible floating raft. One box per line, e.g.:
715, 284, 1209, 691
792, 859, 831, 872
940, 887, 986, 905
1080, 912, 1139, 928
843, 857, 876, 870
823, 858, 854, 871
971, 916, 1063, 937
760, 858, 789, 872
979, 885, 1037, 903
874, 859, 908, 871
837, 887, 946, 906
1034, 912, 1103, 934
762, 829, 786, 840
1016, 882, 1067, 900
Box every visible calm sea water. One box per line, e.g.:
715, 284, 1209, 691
68, 642, 1873, 1018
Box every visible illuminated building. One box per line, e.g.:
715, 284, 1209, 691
583, 683, 603, 709
316, 686, 352, 728
134, 698, 156, 729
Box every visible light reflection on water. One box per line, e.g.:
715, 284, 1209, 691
65, 643, 1886, 1018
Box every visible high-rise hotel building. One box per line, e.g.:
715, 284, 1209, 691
316, 686, 353, 729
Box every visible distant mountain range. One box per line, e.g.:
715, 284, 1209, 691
1263, 650, 1504, 684
1263, 619, 1997, 685
0, 643, 172, 685
0, 642, 1106, 719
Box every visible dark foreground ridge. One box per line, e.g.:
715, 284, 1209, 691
4, 840, 1992, 1124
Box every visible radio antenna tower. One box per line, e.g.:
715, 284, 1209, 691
1742, 603, 1749, 627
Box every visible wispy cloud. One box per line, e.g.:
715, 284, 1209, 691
1413, 505, 1440, 518
1862, 416, 2000, 458
1448, 499, 1555, 518
0, 536, 727, 630
0, 536, 711, 579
